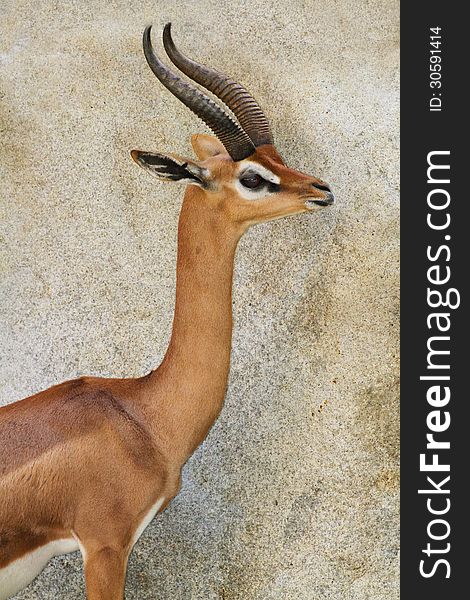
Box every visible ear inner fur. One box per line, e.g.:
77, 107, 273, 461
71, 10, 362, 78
133, 152, 206, 184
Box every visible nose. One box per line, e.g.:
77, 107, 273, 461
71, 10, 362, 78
312, 182, 330, 192
311, 182, 335, 206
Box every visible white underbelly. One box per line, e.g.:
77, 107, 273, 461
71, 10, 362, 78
132, 497, 165, 547
0, 538, 78, 600
0, 498, 165, 599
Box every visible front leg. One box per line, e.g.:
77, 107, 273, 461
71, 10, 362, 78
82, 544, 129, 600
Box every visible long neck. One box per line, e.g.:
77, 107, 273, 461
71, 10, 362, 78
146, 188, 242, 461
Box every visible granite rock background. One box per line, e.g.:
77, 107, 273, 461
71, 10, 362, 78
0, 0, 399, 598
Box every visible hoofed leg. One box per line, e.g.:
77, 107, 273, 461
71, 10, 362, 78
83, 546, 129, 600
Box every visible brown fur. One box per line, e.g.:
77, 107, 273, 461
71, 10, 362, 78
0, 134, 332, 598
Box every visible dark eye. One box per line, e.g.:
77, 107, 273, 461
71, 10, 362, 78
240, 173, 264, 189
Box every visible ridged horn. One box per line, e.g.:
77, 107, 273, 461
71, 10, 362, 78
162, 23, 273, 148
142, 25, 255, 161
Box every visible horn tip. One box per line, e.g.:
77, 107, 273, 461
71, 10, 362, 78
143, 24, 153, 41
143, 24, 154, 52
163, 22, 173, 43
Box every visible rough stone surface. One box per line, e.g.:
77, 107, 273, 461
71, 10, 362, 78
0, 0, 399, 598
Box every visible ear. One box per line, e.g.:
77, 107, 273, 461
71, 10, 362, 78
131, 150, 208, 186
191, 134, 227, 161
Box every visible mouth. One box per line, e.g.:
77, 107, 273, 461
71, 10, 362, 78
305, 191, 335, 209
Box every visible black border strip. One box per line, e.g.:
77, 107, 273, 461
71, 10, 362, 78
401, 3, 466, 597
